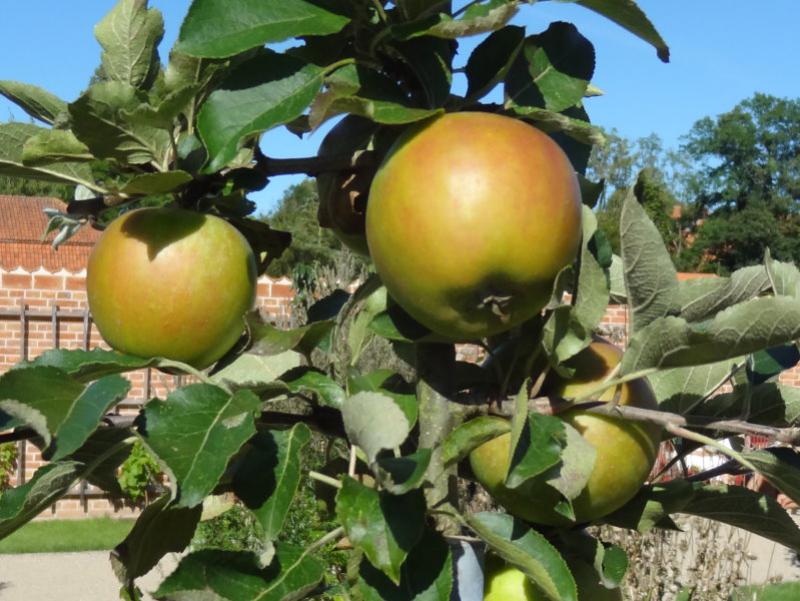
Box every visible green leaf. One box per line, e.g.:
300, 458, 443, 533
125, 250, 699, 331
122, 84, 199, 128
621, 296, 800, 374
375, 449, 432, 494
620, 184, 679, 332
0, 122, 96, 187
233, 424, 312, 541
26, 348, 154, 381
766, 254, 800, 299
505, 22, 595, 113
603, 480, 694, 533
0, 366, 130, 461
140, 384, 261, 508
74, 427, 136, 496
649, 359, 739, 412
347, 371, 419, 429
558, 0, 670, 62
442, 416, 511, 466
740, 448, 800, 507
210, 350, 302, 394
467, 512, 577, 601
247, 312, 334, 357
678, 265, 769, 322
342, 392, 412, 463
280, 367, 346, 409
176, 0, 350, 58
68, 81, 170, 165
680, 483, 800, 553
21, 129, 93, 165
336, 477, 426, 584
748, 345, 800, 385
198, 49, 325, 172
506, 413, 564, 489
111, 494, 202, 584
543, 207, 609, 365
318, 64, 442, 127
401, 0, 519, 39
0, 80, 66, 124
391, 36, 454, 109
0, 462, 84, 539
358, 527, 453, 601
681, 381, 800, 427
154, 545, 324, 600
465, 25, 525, 101
95, 0, 164, 89
397, 0, 446, 20
120, 170, 193, 194
508, 104, 605, 146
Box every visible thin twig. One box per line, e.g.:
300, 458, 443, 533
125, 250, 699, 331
309, 470, 343, 489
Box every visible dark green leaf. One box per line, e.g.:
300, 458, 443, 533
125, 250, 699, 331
391, 36, 454, 109
233, 424, 312, 541
566, 0, 670, 61
467, 512, 577, 601
442, 416, 511, 466
211, 350, 302, 394
342, 392, 412, 463
0, 122, 95, 187
649, 359, 739, 412
0, 366, 130, 461
68, 82, 170, 165
95, 0, 164, 89
506, 413, 564, 488
26, 348, 155, 381
603, 480, 695, 533
505, 22, 595, 113
621, 297, 800, 374
620, 184, 679, 332
21, 130, 93, 165
247, 312, 334, 357
748, 345, 800, 385
465, 25, 525, 100
122, 84, 199, 129
375, 449, 432, 494
400, 0, 519, 39
176, 0, 350, 58
111, 494, 201, 583
198, 49, 325, 172
281, 367, 346, 409
358, 527, 453, 601
0, 80, 66, 124
740, 448, 800, 507
120, 170, 193, 195
154, 545, 323, 600
140, 384, 261, 507
336, 477, 426, 584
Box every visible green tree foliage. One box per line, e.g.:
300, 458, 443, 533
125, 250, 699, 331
679, 93, 800, 273
0, 174, 73, 200
265, 179, 366, 278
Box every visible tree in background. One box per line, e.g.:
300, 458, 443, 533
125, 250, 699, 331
0, 174, 73, 200
678, 93, 800, 273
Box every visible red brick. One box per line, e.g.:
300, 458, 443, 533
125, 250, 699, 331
2, 273, 32, 288
270, 283, 295, 298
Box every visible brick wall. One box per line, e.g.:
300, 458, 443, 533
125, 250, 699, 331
0, 266, 295, 519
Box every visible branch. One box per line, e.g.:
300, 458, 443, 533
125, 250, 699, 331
512, 397, 800, 445
254, 149, 377, 177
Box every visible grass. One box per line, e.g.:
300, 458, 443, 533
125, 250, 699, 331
731, 582, 800, 600
0, 517, 135, 554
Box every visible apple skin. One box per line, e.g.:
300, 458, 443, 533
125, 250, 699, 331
469, 340, 662, 526
366, 111, 582, 340
87, 207, 257, 368
484, 555, 623, 601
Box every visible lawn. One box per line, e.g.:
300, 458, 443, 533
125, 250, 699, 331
0, 517, 134, 554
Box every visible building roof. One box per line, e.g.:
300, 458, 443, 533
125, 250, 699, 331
0, 196, 101, 272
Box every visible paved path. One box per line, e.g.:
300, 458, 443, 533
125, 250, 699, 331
0, 552, 176, 601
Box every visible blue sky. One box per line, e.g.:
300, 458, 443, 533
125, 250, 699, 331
2, 1, 799, 214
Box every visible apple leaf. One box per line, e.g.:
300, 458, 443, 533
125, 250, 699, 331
557, 0, 670, 62
0, 123, 96, 187
677, 264, 769, 322
198, 49, 325, 172
21, 129, 93, 165
620, 184, 679, 333
233, 424, 312, 541
375, 449, 432, 495
336, 477, 426, 584
621, 296, 800, 374
94, 0, 164, 89
358, 528, 453, 601
505, 22, 595, 113
465, 25, 525, 101
342, 392, 412, 464
467, 512, 577, 601
442, 416, 511, 467
649, 359, 739, 412
120, 170, 193, 195
153, 545, 324, 601
176, 0, 350, 59
140, 384, 261, 508
25, 349, 154, 381
0, 366, 130, 461
68, 81, 170, 165
111, 494, 202, 584
0, 80, 66, 124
